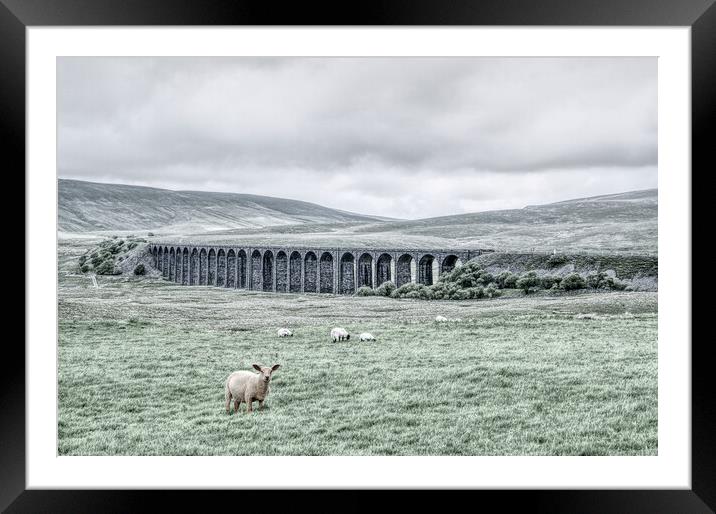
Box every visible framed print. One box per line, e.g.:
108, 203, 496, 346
6, 0, 714, 511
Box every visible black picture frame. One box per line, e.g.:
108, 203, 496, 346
5, 0, 713, 512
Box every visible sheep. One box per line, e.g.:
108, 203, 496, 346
225, 363, 280, 414
330, 327, 350, 342
435, 315, 448, 323
358, 332, 375, 342
277, 328, 293, 337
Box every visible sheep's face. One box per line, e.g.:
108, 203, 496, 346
253, 364, 281, 383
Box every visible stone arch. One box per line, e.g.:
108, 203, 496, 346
176, 248, 183, 283
216, 249, 226, 287
152, 247, 158, 269
237, 249, 247, 288
162, 247, 169, 277
181, 248, 189, 285
208, 249, 217, 285
289, 251, 302, 292
199, 248, 208, 285
168, 247, 175, 281
251, 250, 261, 290
190, 248, 199, 285
377, 253, 392, 286
339, 252, 356, 294
276, 251, 288, 293
227, 249, 236, 288
418, 254, 435, 285
304, 251, 317, 292
262, 250, 274, 291
319, 252, 334, 293
358, 253, 373, 289
441, 254, 462, 274
396, 254, 415, 288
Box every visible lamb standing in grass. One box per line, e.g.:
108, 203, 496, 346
435, 315, 448, 323
330, 327, 350, 342
225, 364, 280, 414
359, 332, 375, 342
277, 328, 293, 337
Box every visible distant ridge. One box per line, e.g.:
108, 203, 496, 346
58, 179, 390, 233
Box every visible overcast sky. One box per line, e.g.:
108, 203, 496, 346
58, 57, 656, 219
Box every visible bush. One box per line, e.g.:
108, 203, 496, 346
133, 264, 146, 276
547, 254, 569, 268
440, 261, 494, 288
376, 281, 396, 297
485, 284, 501, 298
495, 271, 518, 289
540, 275, 561, 289
95, 260, 119, 275
80, 264, 90, 273
561, 273, 586, 291
516, 271, 540, 294
355, 286, 375, 296
390, 283, 434, 300
604, 276, 627, 291
586, 271, 608, 289
147, 232, 155, 237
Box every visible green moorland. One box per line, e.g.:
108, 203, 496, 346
58, 239, 657, 456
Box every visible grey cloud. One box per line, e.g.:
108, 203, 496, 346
58, 57, 657, 219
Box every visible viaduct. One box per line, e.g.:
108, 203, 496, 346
148, 244, 492, 294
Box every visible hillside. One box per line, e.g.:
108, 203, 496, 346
58, 179, 389, 233
59, 179, 657, 254
171, 189, 657, 254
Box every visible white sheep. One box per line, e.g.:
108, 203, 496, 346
359, 332, 375, 342
330, 327, 350, 342
435, 315, 448, 323
225, 363, 280, 414
277, 328, 293, 337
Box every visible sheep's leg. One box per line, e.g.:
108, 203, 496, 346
234, 399, 240, 413
246, 399, 253, 413
258, 400, 264, 410
225, 396, 232, 415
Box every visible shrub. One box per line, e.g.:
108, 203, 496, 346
127, 242, 138, 250
561, 273, 586, 291
540, 275, 561, 289
95, 260, 118, 275
355, 286, 375, 297
604, 276, 627, 291
390, 283, 434, 300
147, 232, 155, 237
547, 254, 568, 268
133, 264, 146, 276
516, 271, 540, 294
485, 284, 501, 298
376, 281, 396, 297
441, 261, 494, 288
80, 264, 90, 273
78, 255, 87, 266
586, 271, 608, 289
495, 271, 518, 289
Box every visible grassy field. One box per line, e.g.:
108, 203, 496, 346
58, 240, 657, 456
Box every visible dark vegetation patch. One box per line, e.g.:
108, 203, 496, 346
77, 236, 149, 276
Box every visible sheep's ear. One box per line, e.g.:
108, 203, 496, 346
271, 364, 280, 371
252, 364, 262, 371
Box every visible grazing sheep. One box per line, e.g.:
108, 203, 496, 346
330, 327, 350, 342
225, 363, 280, 414
359, 332, 375, 342
277, 328, 293, 337
435, 315, 448, 323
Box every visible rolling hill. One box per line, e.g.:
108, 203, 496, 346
59, 179, 657, 254
58, 179, 390, 233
